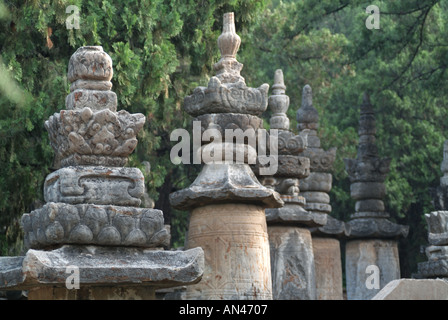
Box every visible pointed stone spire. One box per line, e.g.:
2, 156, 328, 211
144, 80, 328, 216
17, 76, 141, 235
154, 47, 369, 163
344, 93, 407, 237
170, 13, 282, 300
268, 69, 290, 130
214, 12, 244, 84
257, 70, 320, 226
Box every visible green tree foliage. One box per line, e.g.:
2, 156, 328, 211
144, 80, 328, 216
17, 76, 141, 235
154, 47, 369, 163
0, 0, 267, 254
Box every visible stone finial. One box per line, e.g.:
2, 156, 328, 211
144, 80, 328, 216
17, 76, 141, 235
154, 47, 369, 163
297, 85, 319, 131
214, 12, 244, 84
269, 69, 290, 130
272, 69, 286, 95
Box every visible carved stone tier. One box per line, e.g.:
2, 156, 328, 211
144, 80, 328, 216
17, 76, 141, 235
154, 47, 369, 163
425, 211, 448, 245
417, 211, 448, 278
0, 245, 204, 292
344, 158, 391, 183
170, 163, 282, 210
345, 218, 408, 239
22, 202, 170, 249
309, 215, 351, 238
45, 108, 145, 167
44, 166, 145, 207
66, 90, 117, 112
184, 78, 269, 117
66, 46, 117, 112
265, 204, 327, 227
195, 113, 263, 137
301, 148, 336, 173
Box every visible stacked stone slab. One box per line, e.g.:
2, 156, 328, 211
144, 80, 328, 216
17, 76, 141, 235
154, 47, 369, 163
0, 46, 204, 300
169, 13, 283, 300
255, 71, 325, 300
344, 93, 408, 300
296, 84, 347, 300
417, 141, 448, 279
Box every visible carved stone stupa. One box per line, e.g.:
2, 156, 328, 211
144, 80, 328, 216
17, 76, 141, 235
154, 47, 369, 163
0, 46, 204, 300
170, 13, 283, 300
255, 70, 324, 300
296, 84, 346, 300
344, 93, 408, 300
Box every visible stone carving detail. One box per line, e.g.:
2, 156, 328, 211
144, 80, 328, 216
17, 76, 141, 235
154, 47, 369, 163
417, 211, 448, 278
45, 46, 145, 168
44, 166, 145, 206
0, 45, 205, 298
22, 203, 170, 249
344, 93, 408, 238
45, 108, 145, 167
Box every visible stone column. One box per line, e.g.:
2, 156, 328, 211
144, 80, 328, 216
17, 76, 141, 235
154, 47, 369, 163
344, 93, 408, 300
0, 46, 204, 299
297, 84, 348, 300
169, 13, 283, 300
254, 70, 326, 300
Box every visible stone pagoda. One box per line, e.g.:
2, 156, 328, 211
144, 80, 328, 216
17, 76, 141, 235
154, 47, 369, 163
417, 140, 448, 279
0, 46, 204, 300
169, 13, 283, 300
255, 70, 325, 300
296, 84, 347, 300
344, 93, 408, 300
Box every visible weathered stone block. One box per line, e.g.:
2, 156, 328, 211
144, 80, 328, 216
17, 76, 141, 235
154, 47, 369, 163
44, 166, 145, 207
345, 240, 400, 300
68, 46, 113, 83
372, 279, 448, 300
312, 238, 343, 300
350, 182, 386, 200
22, 203, 170, 249
301, 147, 336, 172
355, 199, 385, 212
185, 204, 272, 300
299, 172, 332, 192
301, 191, 330, 204
269, 226, 316, 300
183, 78, 269, 117
66, 89, 117, 111
45, 108, 145, 167
425, 211, 448, 245
265, 204, 326, 227
1, 245, 204, 291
